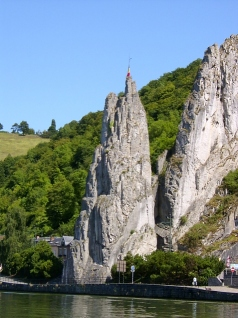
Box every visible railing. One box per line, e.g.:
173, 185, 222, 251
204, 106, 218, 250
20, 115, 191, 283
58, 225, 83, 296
0, 275, 110, 286
0, 275, 28, 284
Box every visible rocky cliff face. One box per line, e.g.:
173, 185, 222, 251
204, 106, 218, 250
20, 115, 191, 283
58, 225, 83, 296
62, 35, 238, 281
63, 73, 157, 283
160, 35, 238, 244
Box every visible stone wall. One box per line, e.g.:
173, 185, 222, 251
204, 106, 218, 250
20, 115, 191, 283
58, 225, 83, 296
1, 282, 238, 302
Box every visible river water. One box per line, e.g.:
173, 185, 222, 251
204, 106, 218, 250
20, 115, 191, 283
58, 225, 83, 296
1, 292, 238, 317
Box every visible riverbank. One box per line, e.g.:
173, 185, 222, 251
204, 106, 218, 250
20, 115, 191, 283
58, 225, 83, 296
0, 281, 238, 302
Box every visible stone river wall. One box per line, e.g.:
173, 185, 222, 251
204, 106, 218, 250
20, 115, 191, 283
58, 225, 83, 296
1, 282, 238, 302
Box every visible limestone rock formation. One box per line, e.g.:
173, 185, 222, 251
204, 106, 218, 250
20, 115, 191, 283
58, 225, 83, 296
160, 35, 238, 244
63, 72, 157, 283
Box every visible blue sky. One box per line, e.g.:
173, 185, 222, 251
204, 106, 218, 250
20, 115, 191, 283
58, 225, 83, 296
1, 0, 238, 133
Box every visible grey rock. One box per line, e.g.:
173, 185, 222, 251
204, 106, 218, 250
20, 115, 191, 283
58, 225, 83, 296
160, 35, 238, 244
62, 74, 157, 283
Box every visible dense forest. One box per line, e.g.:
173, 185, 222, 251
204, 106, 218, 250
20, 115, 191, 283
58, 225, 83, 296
0, 59, 206, 276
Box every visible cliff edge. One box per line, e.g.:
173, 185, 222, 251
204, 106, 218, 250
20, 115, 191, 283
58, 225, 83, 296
160, 35, 238, 245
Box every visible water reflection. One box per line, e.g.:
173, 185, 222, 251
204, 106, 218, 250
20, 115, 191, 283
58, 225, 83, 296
1, 292, 238, 318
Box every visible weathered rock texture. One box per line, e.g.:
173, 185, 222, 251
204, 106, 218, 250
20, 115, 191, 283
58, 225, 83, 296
63, 73, 157, 283
161, 35, 238, 244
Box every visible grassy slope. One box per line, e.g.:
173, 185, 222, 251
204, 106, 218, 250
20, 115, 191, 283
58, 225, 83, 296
0, 132, 49, 161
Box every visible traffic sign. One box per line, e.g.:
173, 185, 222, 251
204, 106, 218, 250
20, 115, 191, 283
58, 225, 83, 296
131, 265, 135, 284
231, 267, 235, 273
117, 261, 126, 273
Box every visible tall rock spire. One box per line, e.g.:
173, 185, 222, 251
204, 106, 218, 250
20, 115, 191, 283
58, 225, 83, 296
62, 69, 157, 283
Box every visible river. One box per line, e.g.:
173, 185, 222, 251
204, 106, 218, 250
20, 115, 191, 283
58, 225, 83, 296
1, 292, 238, 317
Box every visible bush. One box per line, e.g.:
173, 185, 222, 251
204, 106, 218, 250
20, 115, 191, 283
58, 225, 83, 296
19, 241, 63, 279
180, 215, 187, 226
111, 250, 224, 286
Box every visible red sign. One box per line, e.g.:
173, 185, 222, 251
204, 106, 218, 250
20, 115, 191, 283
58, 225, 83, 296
231, 267, 235, 273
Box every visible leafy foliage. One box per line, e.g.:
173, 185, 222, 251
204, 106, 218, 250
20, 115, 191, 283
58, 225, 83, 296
19, 241, 63, 279
46, 174, 76, 229
0, 201, 31, 275
139, 59, 201, 172
48, 119, 57, 133
111, 251, 224, 286
11, 121, 35, 135
0, 111, 103, 240
40, 119, 58, 138
19, 121, 30, 135
223, 170, 238, 194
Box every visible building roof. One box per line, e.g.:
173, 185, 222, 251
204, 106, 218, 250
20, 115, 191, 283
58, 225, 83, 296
34, 235, 74, 247
62, 236, 74, 246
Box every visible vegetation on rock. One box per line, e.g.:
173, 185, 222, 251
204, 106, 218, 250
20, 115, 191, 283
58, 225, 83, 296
179, 176, 238, 255
139, 59, 201, 172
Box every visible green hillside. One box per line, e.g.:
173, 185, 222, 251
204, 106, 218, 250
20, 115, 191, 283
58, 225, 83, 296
0, 132, 49, 161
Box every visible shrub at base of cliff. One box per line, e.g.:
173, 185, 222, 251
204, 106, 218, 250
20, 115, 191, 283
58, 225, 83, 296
111, 251, 224, 286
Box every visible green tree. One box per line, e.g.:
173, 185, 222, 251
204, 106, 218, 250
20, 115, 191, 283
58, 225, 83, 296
0, 201, 30, 275
20, 241, 63, 279
0, 123, 3, 130
19, 121, 30, 135
46, 174, 77, 229
11, 123, 20, 133
47, 119, 57, 137
56, 120, 79, 139
48, 119, 56, 132
28, 128, 35, 135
